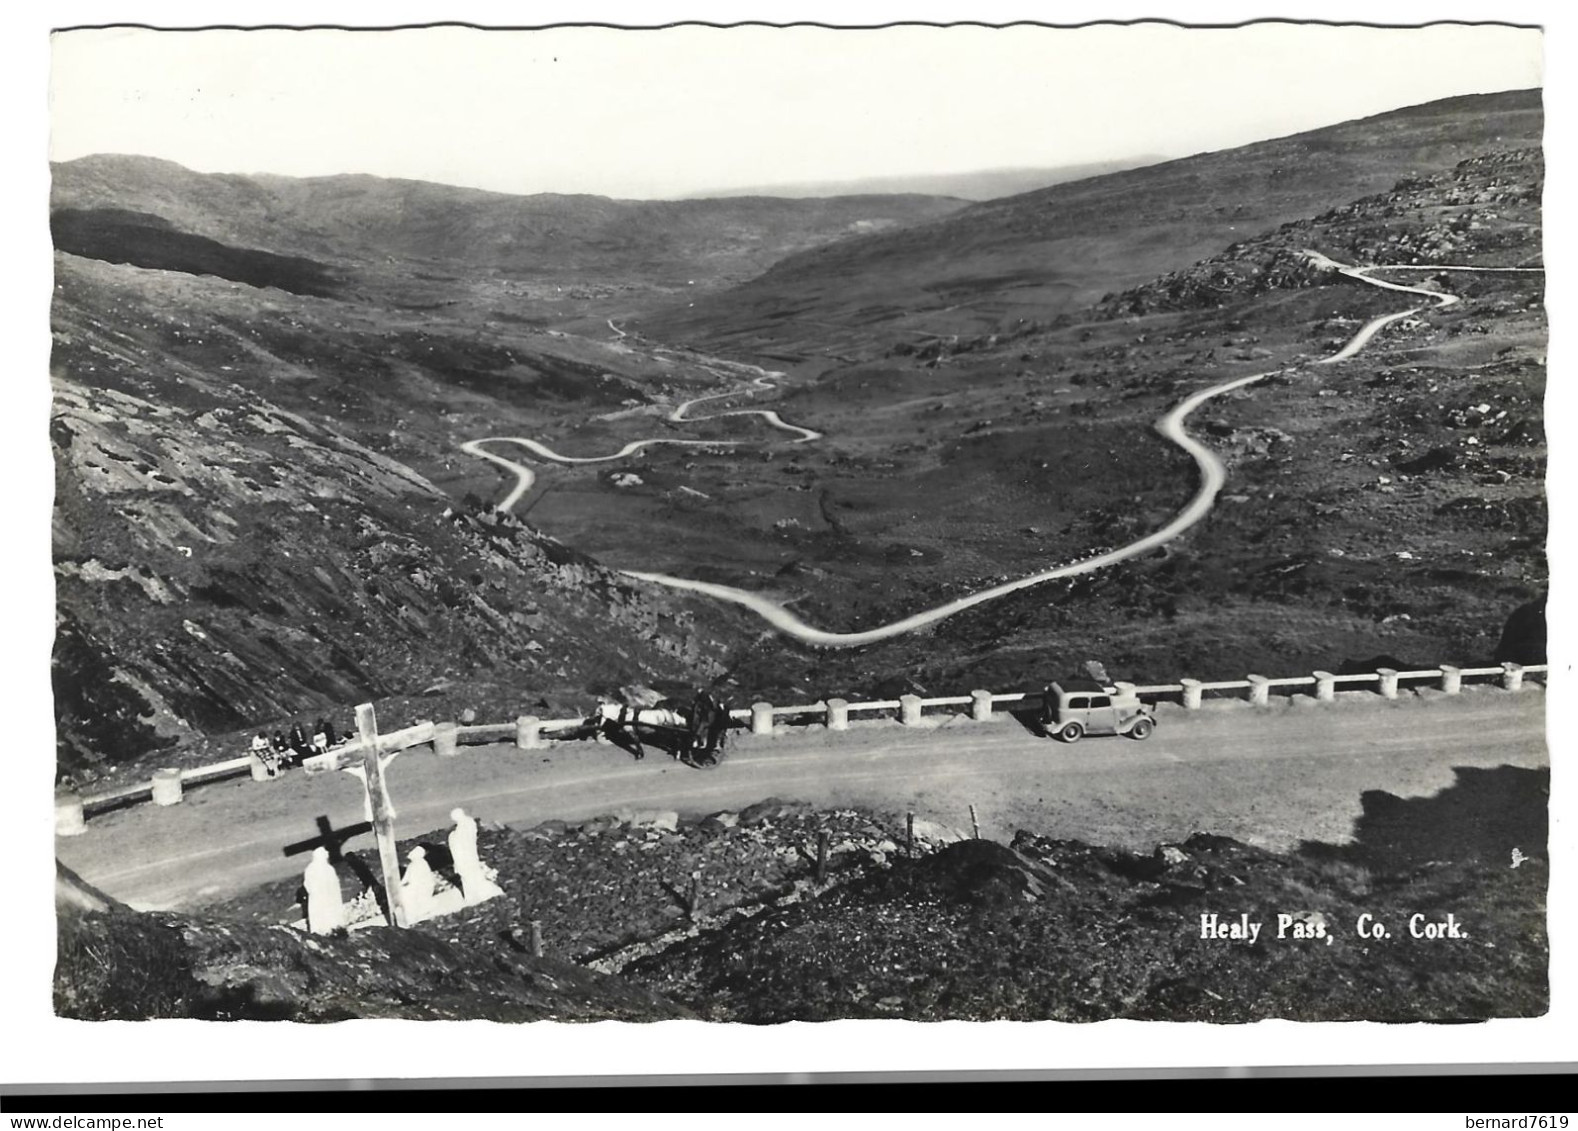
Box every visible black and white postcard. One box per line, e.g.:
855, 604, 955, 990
11, 0, 1573, 1093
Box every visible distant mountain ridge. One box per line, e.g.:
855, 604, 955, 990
683, 156, 1172, 202
637, 89, 1543, 356
50, 155, 967, 288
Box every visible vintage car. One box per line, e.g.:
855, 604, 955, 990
1041, 679, 1155, 742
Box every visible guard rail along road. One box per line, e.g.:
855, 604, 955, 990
55, 659, 1547, 835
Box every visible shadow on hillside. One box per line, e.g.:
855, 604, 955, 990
1298, 764, 1548, 872
52, 208, 340, 298
193, 980, 303, 1023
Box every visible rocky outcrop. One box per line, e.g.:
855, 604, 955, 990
1096, 149, 1543, 317
51, 367, 747, 783
55, 900, 691, 1022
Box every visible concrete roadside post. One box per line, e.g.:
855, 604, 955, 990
1439, 664, 1463, 695
1377, 668, 1400, 700
1246, 674, 1271, 707
970, 689, 994, 722
1312, 671, 1336, 703
907, 811, 915, 859
432, 721, 460, 758
816, 831, 829, 884
1501, 662, 1525, 691
515, 715, 543, 750
1180, 679, 1204, 710
900, 694, 924, 726
55, 790, 86, 837
151, 768, 183, 806
825, 698, 849, 731
750, 702, 774, 736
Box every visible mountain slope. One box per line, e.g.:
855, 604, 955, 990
50, 252, 759, 784
664, 145, 1545, 706
50, 155, 967, 289
636, 89, 1543, 358
685, 155, 1171, 202
48, 90, 1545, 782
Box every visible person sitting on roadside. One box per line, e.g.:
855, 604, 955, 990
251, 732, 279, 777
311, 720, 331, 755
288, 722, 312, 765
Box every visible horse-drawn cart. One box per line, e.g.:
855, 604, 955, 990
584, 690, 734, 766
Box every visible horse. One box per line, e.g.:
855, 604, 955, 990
681, 689, 733, 767
585, 691, 734, 767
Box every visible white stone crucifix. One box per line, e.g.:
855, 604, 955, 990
304, 702, 423, 928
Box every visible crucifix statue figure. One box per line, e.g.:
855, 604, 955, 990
304, 702, 415, 928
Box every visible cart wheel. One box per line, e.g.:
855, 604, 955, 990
1129, 717, 1154, 741
1059, 721, 1085, 743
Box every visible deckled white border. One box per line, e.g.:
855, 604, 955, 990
6, 0, 1570, 1087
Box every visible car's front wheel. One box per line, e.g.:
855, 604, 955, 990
1128, 717, 1154, 740
1059, 721, 1085, 743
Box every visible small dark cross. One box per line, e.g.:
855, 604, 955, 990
281, 814, 373, 863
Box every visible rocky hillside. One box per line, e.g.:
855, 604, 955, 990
51, 155, 966, 291
1096, 149, 1542, 317
71, 763, 1547, 1023
50, 253, 760, 783
628, 798, 1547, 1024
52, 382, 747, 781
55, 900, 692, 1023
608, 137, 1546, 707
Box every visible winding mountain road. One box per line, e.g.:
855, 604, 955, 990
461, 373, 820, 512
468, 254, 1537, 647
60, 261, 1547, 912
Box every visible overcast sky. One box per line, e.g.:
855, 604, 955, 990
49, 22, 1543, 199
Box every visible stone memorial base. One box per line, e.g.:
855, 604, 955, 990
294, 867, 502, 933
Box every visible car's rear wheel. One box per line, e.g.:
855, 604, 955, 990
1058, 721, 1085, 743
1129, 717, 1154, 740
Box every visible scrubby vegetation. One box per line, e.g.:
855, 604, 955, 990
63, 764, 1548, 1022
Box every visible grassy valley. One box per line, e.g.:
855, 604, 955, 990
50, 92, 1546, 779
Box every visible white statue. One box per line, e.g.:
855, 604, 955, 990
303, 847, 346, 935
448, 807, 502, 903
401, 846, 437, 923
